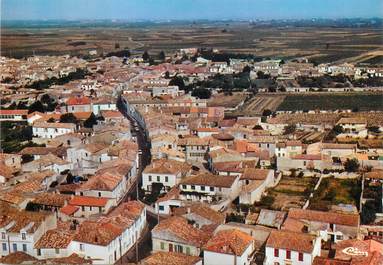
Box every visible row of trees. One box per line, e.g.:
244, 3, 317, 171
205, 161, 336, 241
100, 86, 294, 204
27, 68, 88, 90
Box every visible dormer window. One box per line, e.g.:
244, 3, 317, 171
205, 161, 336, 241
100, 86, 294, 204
22, 233, 26, 240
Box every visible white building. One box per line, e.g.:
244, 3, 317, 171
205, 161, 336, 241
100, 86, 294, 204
0, 210, 56, 258
142, 159, 191, 193
265, 230, 321, 265
204, 229, 255, 265
32, 122, 76, 139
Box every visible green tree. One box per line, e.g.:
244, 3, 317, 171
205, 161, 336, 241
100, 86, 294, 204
142, 50, 150, 61
191, 88, 211, 99
83, 113, 98, 128
344, 158, 360, 172
169, 76, 185, 90
158, 51, 165, 61
60, 113, 78, 124
242, 65, 251, 73
28, 101, 45, 113
262, 109, 272, 117
283, 124, 297, 135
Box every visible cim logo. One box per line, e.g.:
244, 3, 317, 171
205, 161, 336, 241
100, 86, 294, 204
342, 247, 368, 257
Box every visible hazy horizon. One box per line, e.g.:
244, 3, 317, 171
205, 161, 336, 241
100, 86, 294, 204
2, 0, 382, 21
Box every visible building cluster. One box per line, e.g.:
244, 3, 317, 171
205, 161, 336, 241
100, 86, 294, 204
0, 49, 382, 265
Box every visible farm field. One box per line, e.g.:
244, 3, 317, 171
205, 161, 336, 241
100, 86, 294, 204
208, 92, 247, 108
2, 22, 382, 63
236, 94, 285, 115
277, 92, 383, 111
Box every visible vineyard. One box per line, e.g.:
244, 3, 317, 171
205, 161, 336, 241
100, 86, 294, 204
277, 93, 383, 111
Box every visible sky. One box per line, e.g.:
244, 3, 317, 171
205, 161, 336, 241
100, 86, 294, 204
1, 0, 382, 21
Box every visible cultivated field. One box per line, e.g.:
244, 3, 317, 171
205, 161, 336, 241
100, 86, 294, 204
237, 94, 285, 115
208, 92, 247, 108
2, 23, 382, 63
266, 177, 316, 211
277, 92, 383, 111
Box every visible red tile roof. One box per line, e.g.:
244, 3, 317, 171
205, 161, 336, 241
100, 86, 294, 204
204, 229, 253, 256
288, 209, 359, 227
142, 252, 201, 265
66, 96, 91, 105
60, 205, 79, 216
69, 196, 108, 207
0, 109, 28, 115
266, 230, 315, 253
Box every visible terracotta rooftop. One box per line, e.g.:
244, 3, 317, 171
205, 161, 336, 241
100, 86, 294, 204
313, 257, 351, 265
333, 239, 383, 264
0, 251, 37, 264
180, 173, 237, 188
288, 209, 359, 227
0, 109, 28, 115
152, 216, 210, 247
32, 192, 70, 207
66, 96, 91, 105
240, 168, 272, 181
78, 173, 122, 192
60, 205, 79, 216
204, 229, 253, 256
266, 230, 315, 253
35, 229, 74, 249
73, 219, 125, 246
173, 202, 225, 224
69, 196, 108, 207
143, 158, 191, 175
142, 252, 201, 265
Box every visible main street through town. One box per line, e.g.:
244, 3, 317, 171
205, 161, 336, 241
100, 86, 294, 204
116, 94, 156, 264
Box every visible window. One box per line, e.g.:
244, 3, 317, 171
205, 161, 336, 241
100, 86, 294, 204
2, 243, 6, 251
201, 186, 205, 191
81, 206, 85, 211
23, 244, 27, 252
149, 175, 152, 181
186, 247, 190, 255
159, 205, 164, 211
191, 185, 195, 190
13, 243, 17, 252
165, 176, 168, 182
210, 187, 214, 191
1, 232, 5, 239
274, 248, 279, 257
303, 161, 307, 166
286, 250, 291, 259
160, 242, 165, 250
98, 192, 102, 197
175, 245, 183, 253
298, 253, 304, 261
157, 176, 160, 182
80, 244, 84, 251
37, 249, 41, 256
182, 185, 187, 189
55, 248, 60, 254
336, 235, 343, 240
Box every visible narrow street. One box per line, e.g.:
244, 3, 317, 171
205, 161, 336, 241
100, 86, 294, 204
115, 95, 155, 264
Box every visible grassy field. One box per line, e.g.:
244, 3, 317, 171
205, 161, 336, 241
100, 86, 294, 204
309, 178, 361, 211
2, 24, 382, 63
277, 93, 383, 111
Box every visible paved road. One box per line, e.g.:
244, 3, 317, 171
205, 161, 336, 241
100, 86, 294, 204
117, 95, 151, 201
115, 95, 155, 264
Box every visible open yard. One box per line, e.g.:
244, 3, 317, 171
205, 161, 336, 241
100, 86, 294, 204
277, 92, 383, 111
258, 176, 316, 211
309, 177, 361, 211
